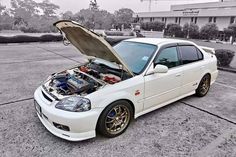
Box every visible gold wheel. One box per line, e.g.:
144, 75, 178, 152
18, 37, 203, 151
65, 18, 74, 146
105, 105, 130, 135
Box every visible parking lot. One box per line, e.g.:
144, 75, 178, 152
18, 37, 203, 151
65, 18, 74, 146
0, 42, 236, 157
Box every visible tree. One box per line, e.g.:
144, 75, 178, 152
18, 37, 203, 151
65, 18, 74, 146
200, 23, 219, 40
62, 11, 74, 20
114, 8, 134, 29
38, 0, 59, 17
73, 8, 115, 30
228, 23, 236, 43
0, 3, 6, 14
183, 23, 199, 39
10, 0, 39, 16
89, 0, 99, 10
9, 0, 59, 32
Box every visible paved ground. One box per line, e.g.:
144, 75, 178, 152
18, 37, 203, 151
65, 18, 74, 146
0, 42, 236, 157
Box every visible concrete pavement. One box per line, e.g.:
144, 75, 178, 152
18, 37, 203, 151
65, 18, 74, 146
0, 42, 236, 157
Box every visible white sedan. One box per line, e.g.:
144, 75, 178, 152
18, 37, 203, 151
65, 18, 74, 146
34, 20, 218, 141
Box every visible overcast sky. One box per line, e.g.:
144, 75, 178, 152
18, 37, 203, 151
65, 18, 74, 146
1, 0, 219, 13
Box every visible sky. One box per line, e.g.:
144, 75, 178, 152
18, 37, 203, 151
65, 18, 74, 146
1, 0, 220, 13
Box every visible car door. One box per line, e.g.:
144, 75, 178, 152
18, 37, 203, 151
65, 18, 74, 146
144, 46, 183, 110
178, 44, 205, 95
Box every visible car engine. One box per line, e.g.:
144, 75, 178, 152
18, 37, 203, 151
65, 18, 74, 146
44, 61, 131, 96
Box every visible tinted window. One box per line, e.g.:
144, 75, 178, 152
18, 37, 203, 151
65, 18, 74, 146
113, 41, 157, 74
155, 47, 180, 68
197, 48, 203, 60
179, 46, 200, 64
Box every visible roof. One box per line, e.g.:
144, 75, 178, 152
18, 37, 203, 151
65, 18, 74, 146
124, 38, 194, 46
134, 1, 236, 17
171, 1, 236, 11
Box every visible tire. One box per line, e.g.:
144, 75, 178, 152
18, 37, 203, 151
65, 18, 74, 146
97, 100, 133, 138
196, 74, 211, 97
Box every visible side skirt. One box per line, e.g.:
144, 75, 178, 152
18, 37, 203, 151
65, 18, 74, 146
134, 91, 195, 119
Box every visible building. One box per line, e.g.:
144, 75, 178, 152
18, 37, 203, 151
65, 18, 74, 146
133, 0, 236, 31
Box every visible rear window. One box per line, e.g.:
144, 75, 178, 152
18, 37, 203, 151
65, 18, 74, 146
179, 46, 202, 64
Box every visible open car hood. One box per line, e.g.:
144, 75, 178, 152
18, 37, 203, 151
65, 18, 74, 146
54, 20, 134, 76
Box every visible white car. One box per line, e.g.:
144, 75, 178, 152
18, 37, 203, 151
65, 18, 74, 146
34, 20, 218, 141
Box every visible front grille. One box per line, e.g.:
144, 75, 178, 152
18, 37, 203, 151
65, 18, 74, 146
42, 91, 53, 102
42, 85, 59, 101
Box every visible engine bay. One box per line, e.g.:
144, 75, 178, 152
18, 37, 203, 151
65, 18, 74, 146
43, 60, 131, 97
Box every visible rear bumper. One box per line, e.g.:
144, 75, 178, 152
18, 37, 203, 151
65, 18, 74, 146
211, 70, 218, 85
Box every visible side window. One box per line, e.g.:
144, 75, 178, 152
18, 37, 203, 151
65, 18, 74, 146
196, 48, 203, 60
179, 46, 202, 64
154, 47, 180, 68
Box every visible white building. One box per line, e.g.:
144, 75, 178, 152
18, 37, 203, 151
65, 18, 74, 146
133, 0, 236, 31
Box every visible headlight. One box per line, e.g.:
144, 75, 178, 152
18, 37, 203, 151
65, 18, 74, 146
55, 97, 91, 112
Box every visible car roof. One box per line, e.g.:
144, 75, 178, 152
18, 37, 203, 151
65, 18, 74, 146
124, 38, 195, 46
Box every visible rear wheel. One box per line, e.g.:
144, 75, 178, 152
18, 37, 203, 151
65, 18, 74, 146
97, 100, 133, 138
196, 74, 211, 97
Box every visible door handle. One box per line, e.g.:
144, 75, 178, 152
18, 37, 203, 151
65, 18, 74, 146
175, 73, 181, 77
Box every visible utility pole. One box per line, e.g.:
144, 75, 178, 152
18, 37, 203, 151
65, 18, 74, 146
140, 0, 157, 12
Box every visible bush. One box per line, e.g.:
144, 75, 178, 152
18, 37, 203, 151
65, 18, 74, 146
39, 34, 63, 42
215, 49, 235, 67
228, 23, 236, 37
105, 31, 124, 36
165, 23, 183, 37
183, 23, 199, 39
0, 34, 63, 43
141, 21, 165, 31
0, 23, 13, 31
200, 23, 219, 40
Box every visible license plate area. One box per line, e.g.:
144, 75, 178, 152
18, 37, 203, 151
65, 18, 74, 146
34, 100, 42, 117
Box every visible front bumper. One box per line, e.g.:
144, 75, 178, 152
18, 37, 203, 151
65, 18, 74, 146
34, 86, 103, 141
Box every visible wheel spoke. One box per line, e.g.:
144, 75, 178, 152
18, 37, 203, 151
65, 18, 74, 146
106, 118, 115, 124
109, 123, 116, 131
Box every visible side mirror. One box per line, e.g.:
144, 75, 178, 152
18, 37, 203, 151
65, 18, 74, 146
146, 64, 168, 75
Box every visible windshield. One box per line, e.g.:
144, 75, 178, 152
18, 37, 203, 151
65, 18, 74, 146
113, 41, 157, 74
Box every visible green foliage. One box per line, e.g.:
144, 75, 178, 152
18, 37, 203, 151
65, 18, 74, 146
228, 23, 236, 37
0, 3, 6, 14
0, 3, 14, 31
1, 0, 135, 33
61, 11, 74, 20
141, 21, 165, 31
183, 23, 199, 39
166, 23, 183, 37
38, 0, 59, 16
200, 23, 219, 40
73, 9, 115, 30
114, 8, 134, 29
89, 0, 99, 10
0, 34, 62, 43
215, 49, 235, 67
9, 0, 60, 32
224, 28, 233, 39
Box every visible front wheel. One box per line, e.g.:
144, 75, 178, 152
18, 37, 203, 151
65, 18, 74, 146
97, 100, 133, 138
196, 74, 211, 97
